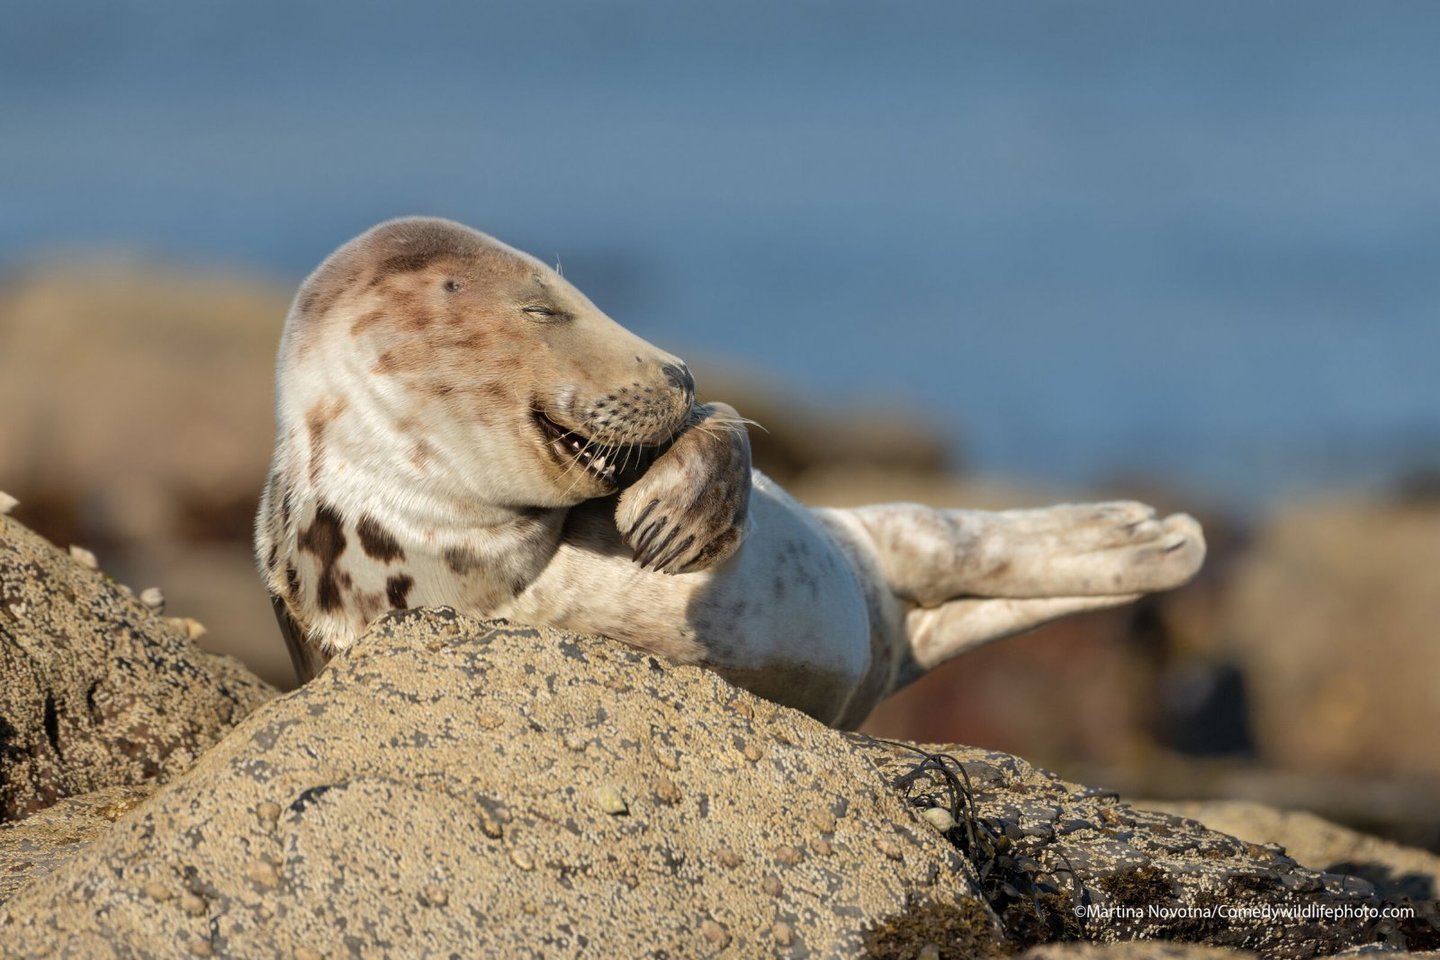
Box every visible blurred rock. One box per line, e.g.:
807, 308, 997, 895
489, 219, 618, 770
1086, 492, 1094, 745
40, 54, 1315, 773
0, 259, 285, 547
0, 260, 293, 686
1221, 500, 1440, 781
118, 542, 297, 690
0, 512, 275, 821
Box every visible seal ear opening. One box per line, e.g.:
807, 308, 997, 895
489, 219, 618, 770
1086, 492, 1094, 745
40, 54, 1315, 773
271, 594, 329, 684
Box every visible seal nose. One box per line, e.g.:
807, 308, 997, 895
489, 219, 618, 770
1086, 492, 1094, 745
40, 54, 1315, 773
662, 362, 695, 401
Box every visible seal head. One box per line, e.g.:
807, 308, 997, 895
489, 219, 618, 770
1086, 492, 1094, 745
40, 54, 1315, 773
283, 216, 694, 508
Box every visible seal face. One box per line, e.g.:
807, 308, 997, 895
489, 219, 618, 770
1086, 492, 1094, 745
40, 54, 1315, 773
257, 216, 1206, 727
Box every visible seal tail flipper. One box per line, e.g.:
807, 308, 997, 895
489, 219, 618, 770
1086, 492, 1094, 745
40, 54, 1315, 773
270, 594, 329, 685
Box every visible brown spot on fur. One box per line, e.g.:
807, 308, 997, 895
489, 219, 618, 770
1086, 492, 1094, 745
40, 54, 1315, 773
284, 564, 300, 600
298, 503, 347, 613
306, 397, 348, 485
354, 590, 385, 621
410, 440, 437, 469
472, 381, 510, 404
265, 544, 278, 572
444, 546, 483, 574
443, 331, 488, 350
350, 309, 386, 335
377, 249, 449, 277
356, 515, 405, 563
385, 573, 414, 609
373, 346, 438, 376
295, 264, 364, 322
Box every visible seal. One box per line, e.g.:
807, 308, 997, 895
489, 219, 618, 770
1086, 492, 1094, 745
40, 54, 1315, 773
256, 217, 1205, 727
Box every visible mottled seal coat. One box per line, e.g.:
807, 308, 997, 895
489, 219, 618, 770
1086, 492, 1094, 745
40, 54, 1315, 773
256, 217, 1204, 727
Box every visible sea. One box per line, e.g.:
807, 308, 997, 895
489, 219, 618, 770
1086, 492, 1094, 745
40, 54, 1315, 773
3, 0, 1438, 508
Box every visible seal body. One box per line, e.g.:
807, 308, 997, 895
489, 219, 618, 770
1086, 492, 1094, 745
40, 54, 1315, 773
256, 217, 1205, 727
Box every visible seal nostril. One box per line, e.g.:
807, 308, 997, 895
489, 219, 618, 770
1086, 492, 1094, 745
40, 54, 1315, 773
662, 363, 695, 397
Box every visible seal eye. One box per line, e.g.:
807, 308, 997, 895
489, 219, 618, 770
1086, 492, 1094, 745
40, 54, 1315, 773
523, 305, 558, 319
443, 279, 463, 293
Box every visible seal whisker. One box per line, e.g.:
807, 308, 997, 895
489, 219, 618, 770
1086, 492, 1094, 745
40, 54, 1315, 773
702, 414, 766, 436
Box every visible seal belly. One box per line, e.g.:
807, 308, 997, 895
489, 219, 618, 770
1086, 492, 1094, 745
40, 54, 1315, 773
504, 474, 874, 724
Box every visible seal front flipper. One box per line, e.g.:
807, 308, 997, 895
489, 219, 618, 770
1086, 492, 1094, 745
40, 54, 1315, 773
616, 401, 752, 574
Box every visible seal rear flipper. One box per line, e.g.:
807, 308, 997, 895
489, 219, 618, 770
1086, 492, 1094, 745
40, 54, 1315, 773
271, 594, 330, 685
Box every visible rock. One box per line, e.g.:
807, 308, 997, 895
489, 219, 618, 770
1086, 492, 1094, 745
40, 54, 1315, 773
1017, 945, 1259, 959
861, 739, 1421, 956
0, 262, 295, 692
0, 261, 286, 548
0, 613, 1000, 959
0, 784, 155, 904
1140, 799, 1439, 921
1223, 501, 1440, 781
0, 514, 276, 821
2, 612, 1427, 957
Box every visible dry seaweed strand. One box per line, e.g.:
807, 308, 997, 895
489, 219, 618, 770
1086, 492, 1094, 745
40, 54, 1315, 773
850, 733, 1087, 949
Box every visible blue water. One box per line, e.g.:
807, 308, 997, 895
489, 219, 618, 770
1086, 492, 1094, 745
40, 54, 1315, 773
4, 1, 1439, 504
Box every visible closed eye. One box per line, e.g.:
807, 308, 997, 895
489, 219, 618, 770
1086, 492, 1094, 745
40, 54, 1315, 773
522, 305, 568, 321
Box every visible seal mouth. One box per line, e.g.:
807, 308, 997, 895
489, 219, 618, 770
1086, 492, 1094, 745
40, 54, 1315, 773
532, 410, 656, 487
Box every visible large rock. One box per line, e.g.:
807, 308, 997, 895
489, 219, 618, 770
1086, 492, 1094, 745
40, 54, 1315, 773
2, 612, 1427, 958
0, 512, 275, 821
0, 612, 1000, 958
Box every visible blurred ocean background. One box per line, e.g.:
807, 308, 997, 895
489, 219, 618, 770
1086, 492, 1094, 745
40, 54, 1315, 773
5, 0, 1438, 507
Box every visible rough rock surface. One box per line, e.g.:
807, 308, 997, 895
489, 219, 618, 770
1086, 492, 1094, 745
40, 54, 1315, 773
1016, 945, 1259, 959
0, 513, 276, 820
0, 784, 154, 903
3, 611, 1431, 958
862, 740, 1422, 957
0, 613, 999, 959
1141, 800, 1439, 928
